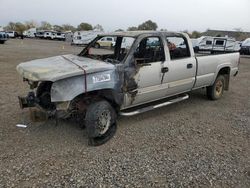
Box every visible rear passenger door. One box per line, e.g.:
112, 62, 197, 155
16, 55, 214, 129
162, 36, 197, 96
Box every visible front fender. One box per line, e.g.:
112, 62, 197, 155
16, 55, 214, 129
51, 70, 119, 102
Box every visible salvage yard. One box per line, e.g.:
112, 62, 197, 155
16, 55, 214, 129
0, 39, 250, 187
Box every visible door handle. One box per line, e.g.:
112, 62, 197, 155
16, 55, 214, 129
187, 64, 193, 69
161, 67, 169, 73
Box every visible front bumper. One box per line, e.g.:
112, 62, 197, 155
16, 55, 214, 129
18, 92, 49, 122
18, 92, 70, 122
18, 92, 37, 109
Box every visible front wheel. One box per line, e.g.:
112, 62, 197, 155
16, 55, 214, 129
207, 75, 225, 100
85, 100, 117, 146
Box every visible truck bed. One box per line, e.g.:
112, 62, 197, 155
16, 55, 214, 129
194, 52, 239, 89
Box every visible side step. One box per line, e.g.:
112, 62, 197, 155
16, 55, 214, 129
120, 94, 189, 116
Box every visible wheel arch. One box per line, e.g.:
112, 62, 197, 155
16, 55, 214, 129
70, 88, 124, 112
217, 66, 230, 90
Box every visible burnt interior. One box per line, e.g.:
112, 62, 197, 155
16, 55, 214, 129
79, 36, 134, 64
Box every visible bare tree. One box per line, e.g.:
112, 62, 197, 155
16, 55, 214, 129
53, 25, 63, 31
39, 21, 52, 30
4, 22, 26, 34
62, 24, 76, 32
93, 24, 104, 31
4, 22, 16, 31
25, 20, 38, 29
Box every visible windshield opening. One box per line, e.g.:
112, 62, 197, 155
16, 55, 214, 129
79, 35, 135, 64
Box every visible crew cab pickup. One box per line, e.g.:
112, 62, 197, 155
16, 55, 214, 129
17, 31, 239, 145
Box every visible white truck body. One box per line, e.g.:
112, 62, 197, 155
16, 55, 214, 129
16, 31, 240, 145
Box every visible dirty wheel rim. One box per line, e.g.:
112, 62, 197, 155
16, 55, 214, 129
97, 110, 111, 135
215, 80, 223, 97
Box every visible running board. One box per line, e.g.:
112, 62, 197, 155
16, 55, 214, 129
120, 94, 189, 116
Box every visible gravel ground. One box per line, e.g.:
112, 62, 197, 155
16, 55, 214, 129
0, 39, 249, 187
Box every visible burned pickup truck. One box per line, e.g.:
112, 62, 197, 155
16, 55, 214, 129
17, 31, 239, 145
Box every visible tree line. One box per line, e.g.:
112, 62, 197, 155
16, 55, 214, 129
3, 21, 104, 34
2, 19, 203, 38
125, 20, 202, 38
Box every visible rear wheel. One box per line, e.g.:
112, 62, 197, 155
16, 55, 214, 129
207, 75, 225, 100
85, 100, 117, 146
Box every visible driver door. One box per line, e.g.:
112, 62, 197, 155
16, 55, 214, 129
124, 36, 166, 107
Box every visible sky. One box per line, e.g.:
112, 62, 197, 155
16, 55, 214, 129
0, 0, 250, 32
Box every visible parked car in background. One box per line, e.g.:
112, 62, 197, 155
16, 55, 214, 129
0, 31, 8, 44
6, 31, 18, 38
95, 36, 116, 48
240, 38, 250, 55
55, 32, 65, 41
43, 31, 56, 40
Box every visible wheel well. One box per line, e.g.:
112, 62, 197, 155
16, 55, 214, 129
71, 89, 123, 112
218, 67, 230, 90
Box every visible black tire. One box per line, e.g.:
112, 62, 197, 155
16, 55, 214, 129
207, 75, 225, 100
85, 100, 117, 146
94, 43, 100, 48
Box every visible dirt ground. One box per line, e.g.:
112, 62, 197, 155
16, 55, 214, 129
0, 39, 249, 187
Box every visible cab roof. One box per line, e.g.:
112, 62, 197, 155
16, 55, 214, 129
99, 31, 185, 38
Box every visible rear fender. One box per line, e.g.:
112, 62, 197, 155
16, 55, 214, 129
212, 65, 231, 90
